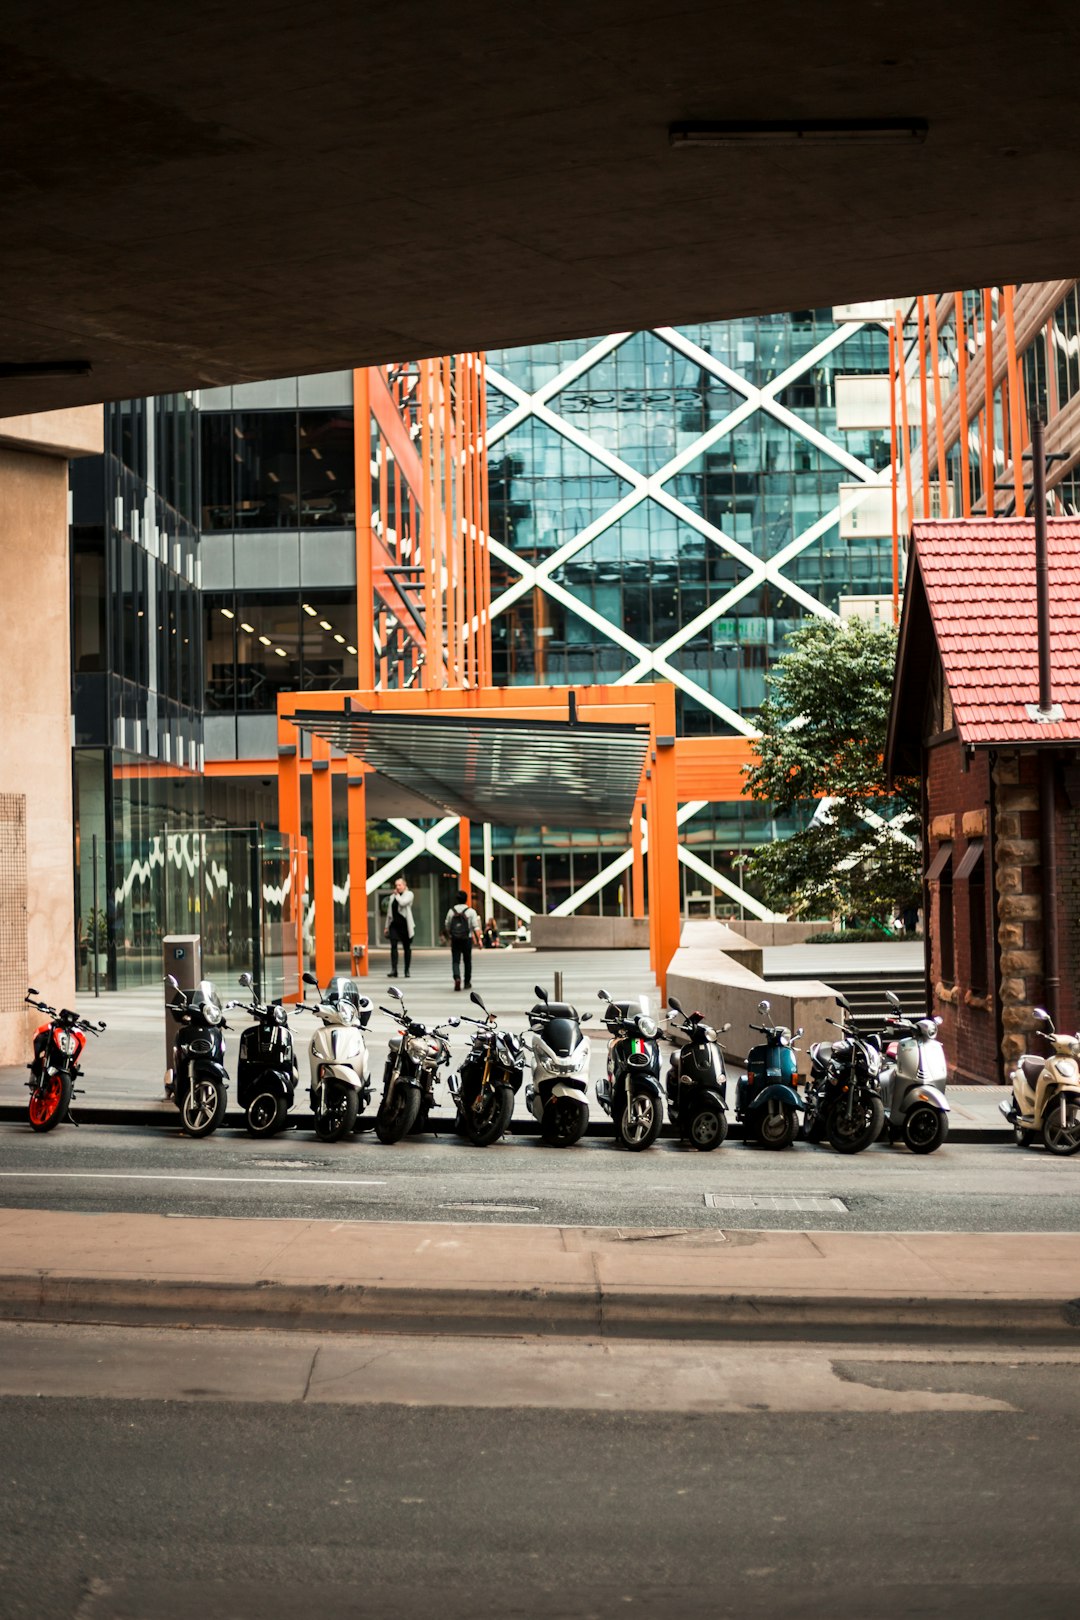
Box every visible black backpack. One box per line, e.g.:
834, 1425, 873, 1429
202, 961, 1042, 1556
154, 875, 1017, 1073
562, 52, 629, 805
448, 907, 471, 941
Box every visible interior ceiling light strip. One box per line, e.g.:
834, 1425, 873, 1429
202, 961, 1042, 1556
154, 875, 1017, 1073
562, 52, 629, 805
288, 711, 650, 828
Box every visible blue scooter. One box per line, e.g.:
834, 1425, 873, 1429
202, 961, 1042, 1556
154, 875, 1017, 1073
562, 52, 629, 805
735, 998, 804, 1149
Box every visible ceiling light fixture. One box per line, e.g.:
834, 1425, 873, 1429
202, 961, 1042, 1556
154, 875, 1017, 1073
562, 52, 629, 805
347, 644, 357, 655
333, 633, 345, 644
319, 620, 332, 631
240, 622, 254, 633
302, 603, 317, 616
274, 646, 287, 657
220, 607, 235, 619
258, 635, 271, 646
669, 117, 928, 147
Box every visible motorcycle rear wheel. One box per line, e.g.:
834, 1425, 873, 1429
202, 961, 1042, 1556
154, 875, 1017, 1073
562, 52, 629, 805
180, 1080, 227, 1138
687, 1103, 727, 1151
28, 1070, 73, 1133
375, 1083, 421, 1144
618, 1091, 663, 1152
314, 1085, 359, 1142
757, 1103, 796, 1150
827, 1094, 885, 1155
245, 1091, 289, 1137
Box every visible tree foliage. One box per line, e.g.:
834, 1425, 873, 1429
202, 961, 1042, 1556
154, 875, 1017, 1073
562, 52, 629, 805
740, 618, 921, 921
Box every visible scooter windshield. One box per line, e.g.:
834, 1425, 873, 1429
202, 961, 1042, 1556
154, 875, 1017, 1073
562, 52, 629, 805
190, 982, 223, 1023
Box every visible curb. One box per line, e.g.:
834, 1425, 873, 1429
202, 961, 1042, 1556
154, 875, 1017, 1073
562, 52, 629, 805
0, 1273, 1076, 1342
0, 1105, 1011, 1143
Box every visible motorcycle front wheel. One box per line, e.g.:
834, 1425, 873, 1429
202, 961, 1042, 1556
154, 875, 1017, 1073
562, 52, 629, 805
180, 1080, 227, 1138
757, 1102, 797, 1150
466, 1085, 513, 1147
904, 1104, 949, 1155
686, 1103, 727, 1152
28, 1070, 73, 1133
375, 1083, 421, 1144
617, 1090, 663, 1152
1041, 1096, 1080, 1155
245, 1091, 289, 1137
314, 1085, 359, 1142
827, 1093, 885, 1155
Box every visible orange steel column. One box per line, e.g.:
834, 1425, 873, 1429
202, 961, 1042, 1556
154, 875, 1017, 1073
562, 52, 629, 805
916, 296, 931, 518
928, 298, 948, 508
352, 367, 376, 689
1003, 284, 1025, 511
888, 324, 900, 623
895, 311, 914, 531
276, 712, 304, 998
954, 293, 973, 518
347, 770, 369, 977
983, 288, 996, 514
648, 689, 680, 997
631, 798, 646, 918
458, 817, 472, 901
311, 734, 336, 986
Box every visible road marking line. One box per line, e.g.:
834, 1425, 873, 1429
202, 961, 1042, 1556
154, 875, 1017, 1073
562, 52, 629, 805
0, 1172, 386, 1188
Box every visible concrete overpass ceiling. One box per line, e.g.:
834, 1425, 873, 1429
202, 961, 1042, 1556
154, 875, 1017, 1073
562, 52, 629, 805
2, 1, 1079, 412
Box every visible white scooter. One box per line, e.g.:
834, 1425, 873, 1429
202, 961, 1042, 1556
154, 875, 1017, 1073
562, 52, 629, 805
299, 971, 373, 1141
523, 984, 591, 1147
1000, 1006, 1080, 1155
877, 990, 950, 1154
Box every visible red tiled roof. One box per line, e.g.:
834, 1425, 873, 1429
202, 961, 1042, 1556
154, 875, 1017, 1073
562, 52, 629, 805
911, 518, 1080, 745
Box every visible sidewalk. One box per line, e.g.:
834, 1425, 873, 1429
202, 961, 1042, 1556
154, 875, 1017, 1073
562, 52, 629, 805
1, 1207, 1077, 1341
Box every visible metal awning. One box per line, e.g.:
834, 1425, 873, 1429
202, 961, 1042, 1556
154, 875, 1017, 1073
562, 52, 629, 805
954, 839, 985, 881
925, 841, 953, 881
288, 709, 651, 828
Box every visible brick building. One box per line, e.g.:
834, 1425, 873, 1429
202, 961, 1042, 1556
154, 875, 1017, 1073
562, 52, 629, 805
887, 520, 1080, 1082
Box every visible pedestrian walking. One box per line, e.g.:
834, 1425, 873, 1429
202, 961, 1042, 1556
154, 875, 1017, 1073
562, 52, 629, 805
443, 889, 481, 991
383, 876, 415, 978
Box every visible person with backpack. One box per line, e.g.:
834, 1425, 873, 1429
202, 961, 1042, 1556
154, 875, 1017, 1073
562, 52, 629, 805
442, 888, 481, 991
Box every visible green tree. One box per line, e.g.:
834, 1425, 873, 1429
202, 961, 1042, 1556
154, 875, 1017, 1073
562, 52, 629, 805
740, 617, 920, 922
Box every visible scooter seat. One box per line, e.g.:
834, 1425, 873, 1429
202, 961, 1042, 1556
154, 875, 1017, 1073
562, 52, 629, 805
532, 1002, 575, 1020
1021, 1054, 1044, 1086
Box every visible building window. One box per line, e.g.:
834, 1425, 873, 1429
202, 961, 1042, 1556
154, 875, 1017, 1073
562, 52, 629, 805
939, 858, 955, 986
956, 840, 988, 995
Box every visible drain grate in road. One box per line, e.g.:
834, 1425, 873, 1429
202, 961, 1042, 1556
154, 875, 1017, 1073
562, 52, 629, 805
704, 1191, 848, 1213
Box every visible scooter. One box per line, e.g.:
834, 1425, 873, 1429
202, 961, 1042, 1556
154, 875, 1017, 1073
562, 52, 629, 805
663, 994, 730, 1151
299, 970, 373, 1141
230, 971, 298, 1137
164, 974, 230, 1137
877, 990, 950, 1154
1001, 1006, 1080, 1155
375, 984, 458, 1144
450, 991, 524, 1147
23, 989, 105, 1132
802, 996, 886, 1154
735, 999, 804, 1149
523, 984, 591, 1147
595, 989, 664, 1151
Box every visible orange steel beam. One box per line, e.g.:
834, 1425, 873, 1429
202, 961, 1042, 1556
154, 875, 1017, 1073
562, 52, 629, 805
888, 323, 900, 621
983, 288, 996, 514
648, 687, 680, 999
347, 770, 369, 977
928, 295, 948, 512
916, 296, 931, 518
895, 311, 914, 532
276, 709, 304, 998
631, 799, 645, 919
1003, 284, 1025, 511
458, 817, 471, 903
954, 293, 972, 518
311, 733, 336, 986
353, 367, 377, 689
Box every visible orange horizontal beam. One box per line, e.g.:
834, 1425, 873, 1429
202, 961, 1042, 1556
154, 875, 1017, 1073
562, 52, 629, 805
674, 737, 755, 802
277, 683, 669, 724
203, 757, 366, 779
112, 762, 200, 781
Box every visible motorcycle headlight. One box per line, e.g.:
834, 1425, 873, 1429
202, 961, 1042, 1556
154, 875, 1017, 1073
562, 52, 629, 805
636, 1016, 658, 1038
407, 1035, 439, 1062
778, 1031, 790, 1047
55, 1030, 76, 1055
203, 1002, 222, 1026
1056, 1058, 1079, 1079
273, 1005, 288, 1026
866, 1046, 882, 1075
338, 1002, 355, 1025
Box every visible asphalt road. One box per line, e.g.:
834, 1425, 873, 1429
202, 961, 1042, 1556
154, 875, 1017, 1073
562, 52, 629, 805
0, 1120, 1077, 1232
1, 1323, 1077, 1620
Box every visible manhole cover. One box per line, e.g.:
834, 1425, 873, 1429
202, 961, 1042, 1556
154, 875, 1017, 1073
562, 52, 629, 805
703, 1192, 848, 1213
440, 1202, 540, 1214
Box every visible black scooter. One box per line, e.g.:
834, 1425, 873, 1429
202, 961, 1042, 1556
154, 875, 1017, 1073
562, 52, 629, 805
230, 971, 298, 1137
596, 989, 665, 1151
164, 974, 229, 1138
664, 994, 730, 1151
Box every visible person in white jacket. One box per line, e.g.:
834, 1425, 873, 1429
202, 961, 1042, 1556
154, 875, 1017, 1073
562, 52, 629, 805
383, 876, 415, 977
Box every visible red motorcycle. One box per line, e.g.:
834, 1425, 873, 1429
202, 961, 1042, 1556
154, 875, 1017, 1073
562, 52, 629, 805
24, 989, 105, 1132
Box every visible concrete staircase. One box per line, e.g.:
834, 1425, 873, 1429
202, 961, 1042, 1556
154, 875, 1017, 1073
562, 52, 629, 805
816, 968, 928, 1024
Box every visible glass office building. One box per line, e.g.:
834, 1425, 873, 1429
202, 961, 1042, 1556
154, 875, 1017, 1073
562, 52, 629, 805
70, 310, 899, 977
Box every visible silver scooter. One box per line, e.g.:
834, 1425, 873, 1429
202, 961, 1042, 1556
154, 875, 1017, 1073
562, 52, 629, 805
877, 990, 950, 1154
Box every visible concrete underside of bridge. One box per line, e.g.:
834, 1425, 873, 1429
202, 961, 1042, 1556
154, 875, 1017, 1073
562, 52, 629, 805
2, 0, 1079, 412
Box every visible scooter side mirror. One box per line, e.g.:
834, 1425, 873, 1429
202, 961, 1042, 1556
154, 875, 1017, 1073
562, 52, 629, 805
668, 993, 683, 1014
835, 993, 851, 1011
757, 999, 771, 1015
302, 971, 319, 986
470, 991, 487, 1010
239, 972, 253, 990
447, 1016, 461, 1027
885, 991, 901, 1010
389, 985, 403, 1002
794, 1027, 804, 1039
721, 1022, 731, 1033
598, 988, 611, 1003
534, 985, 548, 1003
165, 974, 179, 991
27, 987, 39, 996
1034, 1006, 1053, 1028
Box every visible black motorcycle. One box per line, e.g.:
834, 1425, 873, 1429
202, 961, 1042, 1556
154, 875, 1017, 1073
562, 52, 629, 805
376, 984, 458, 1144
663, 993, 730, 1151
803, 995, 886, 1154
450, 990, 524, 1146
595, 989, 665, 1151
164, 974, 229, 1138
230, 971, 298, 1137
